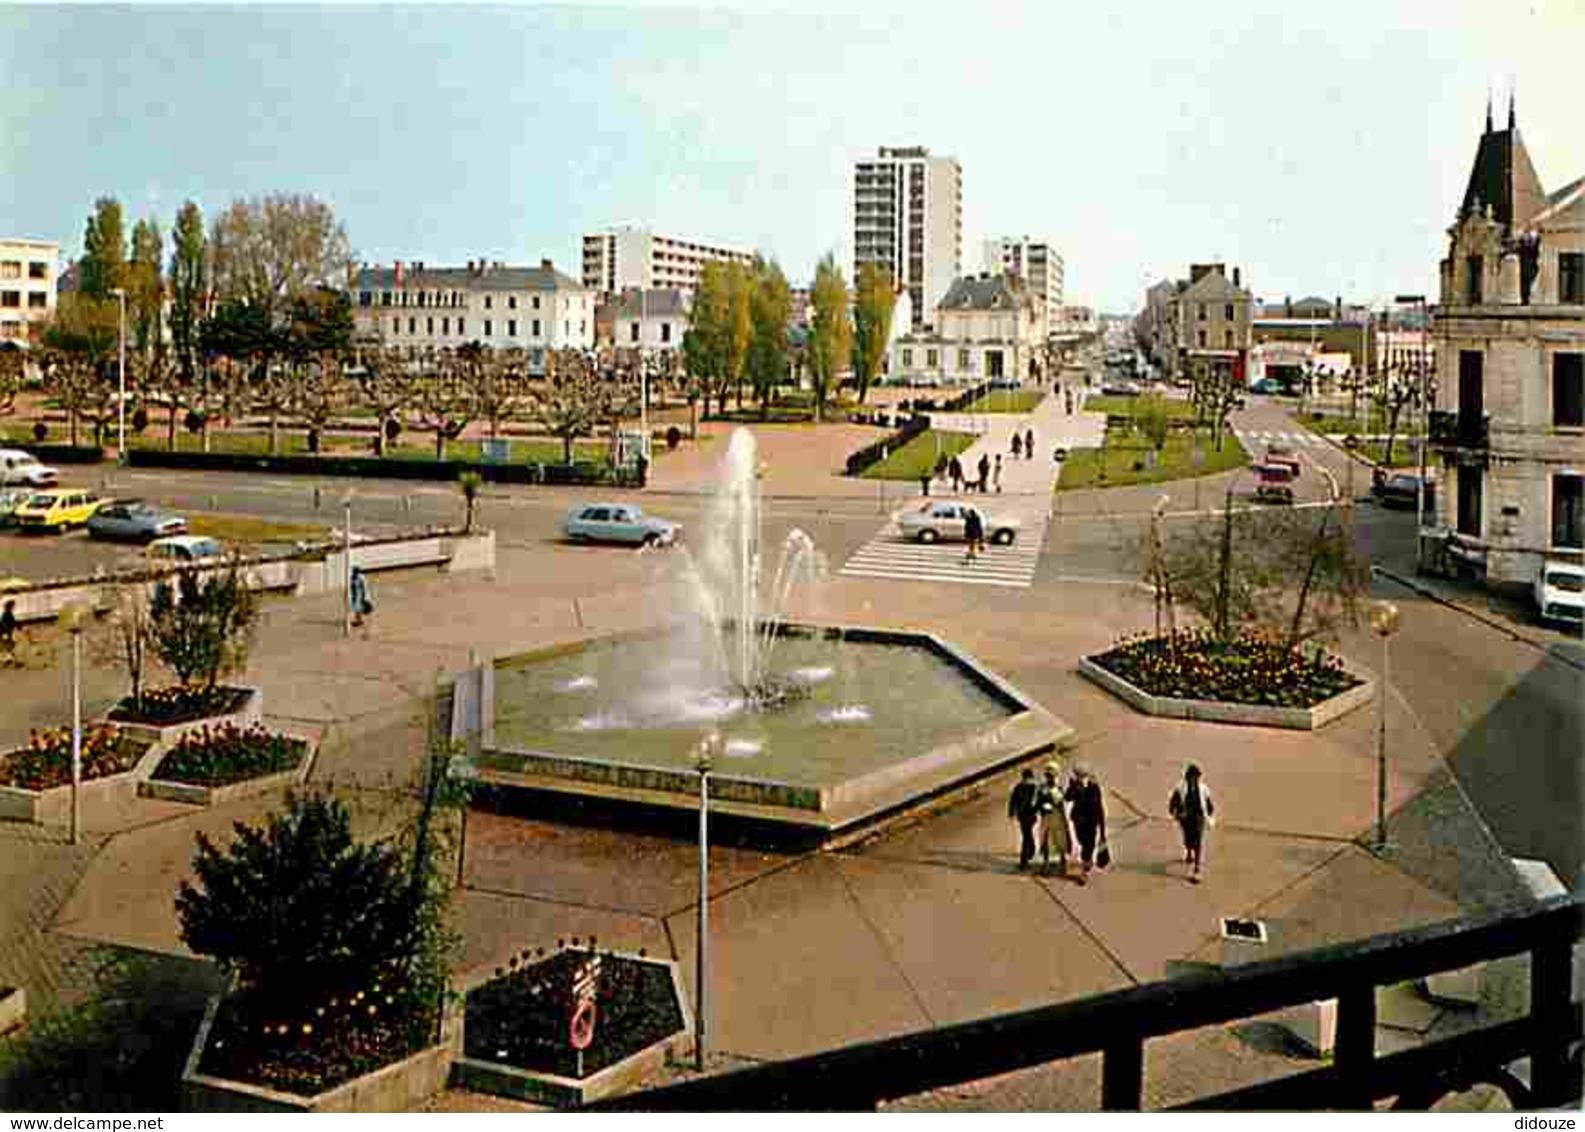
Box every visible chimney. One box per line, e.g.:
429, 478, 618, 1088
395, 261, 405, 286
1284, 295, 1292, 318
1334, 295, 1342, 320
1233, 267, 1241, 288
541, 258, 554, 271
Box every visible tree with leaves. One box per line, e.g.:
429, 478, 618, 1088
747, 259, 791, 419
168, 202, 207, 385
683, 262, 730, 416
79, 197, 126, 301
148, 564, 259, 692
724, 261, 754, 409
851, 262, 896, 405
534, 348, 633, 464
208, 193, 351, 324
128, 219, 164, 359
807, 255, 851, 423
40, 291, 120, 445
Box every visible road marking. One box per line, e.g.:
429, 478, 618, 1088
841, 516, 1047, 589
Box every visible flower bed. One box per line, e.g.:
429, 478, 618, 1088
1092, 629, 1361, 708
0, 725, 142, 791
110, 686, 252, 727
453, 947, 692, 1106
141, 724, 312, 806
1081, 629, 1374, 731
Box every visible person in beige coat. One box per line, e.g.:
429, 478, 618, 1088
1036, 762, 1072, 877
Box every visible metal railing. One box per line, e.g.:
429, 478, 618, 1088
592, 893, 1582, 1112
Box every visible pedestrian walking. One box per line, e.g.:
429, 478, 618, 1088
949, 455, 963, 494
1064, 763, 1107, 885
919, 470, 931, 497
1011, 432, 1023, 459
1036, 762, 1072, 877
1065, 391, 1074, 415
1024, 427, 1035, 460
1007, 768, 1040, 870
963, 506, 986, 561
993, 454, 1003, 493
977, 452, 990, 494
0, 599, 18, 668
934, 452, 949, 483
350, 566, 375, 629
1168, 764, 1215, 882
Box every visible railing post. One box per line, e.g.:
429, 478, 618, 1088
1334, 986, 1377, 1110
1101, 1039, 1144, 1111
1529, 937, 1573, 1108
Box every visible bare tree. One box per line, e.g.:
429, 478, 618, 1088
291, 351, 347, 455
1191, 360, 1243, 451
533, 348, 633, 465
0, 347, 21, 417
468, 343, 529, 439
354, 344, 417, 457
411, 348, 474, 461
1372, 364, 1422, 468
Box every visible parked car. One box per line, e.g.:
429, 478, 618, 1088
897, 500, 1021, 545
11, 488, 104, 532
1100, 381, 1141, 396
0, 449, 59, 488
1250, 378, 1283, 395
1263, 444, 1302, 478
145, 534, 226, 567
88, 499, 189, 542
1533, 561, 1584, 630
0, 487, 31, 527
563, 503, 679, 547
1372, 473, 1435, 510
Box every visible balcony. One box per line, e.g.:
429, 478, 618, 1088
1429, 410, 1490, 450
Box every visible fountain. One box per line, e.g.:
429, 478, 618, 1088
451, 428, 1073, 839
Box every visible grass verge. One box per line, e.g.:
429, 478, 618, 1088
185, 513, 333, 546
1056, 427, 1248, 491
1083, 395, 1197, 421
862, 430, 977, 481
959, 390, 1044, 414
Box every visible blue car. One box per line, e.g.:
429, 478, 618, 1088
1250, 378, 1284, 395
87, 499, 188, 542
563, 503, 679, 547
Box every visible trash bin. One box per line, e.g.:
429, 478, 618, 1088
1219, 917, 1268, 967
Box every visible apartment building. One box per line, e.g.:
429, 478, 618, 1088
1429, 99, 1584, 589
1169, 264, 1253, 386
981, 237, 1063, 314
0, 238, 59, 346
608, 287, 690, 353
580, 226, 754, 296
351, 258, 594, 372
852, 146, 962, 332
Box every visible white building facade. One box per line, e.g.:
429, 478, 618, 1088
611, 288, 690, 354
981, 236, 1063, 315
581, 226, 754, 295
0, 238, 59, 346
888, 275, 1044, 387
852, 146, 962, 333
352, 259, 594, 372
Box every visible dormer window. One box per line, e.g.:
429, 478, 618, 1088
1464, 256, 1483, 304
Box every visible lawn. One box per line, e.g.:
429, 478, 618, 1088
126, 430, 608, 464
1293, 409, 1423, 438
1056, 426, 1248, 491
862, 430, 977, 481
1083, 395, 1197, 421
185, 514, 333, 546
959, 389, 1044, 414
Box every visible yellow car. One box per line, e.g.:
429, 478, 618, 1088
12, 488, 105, 533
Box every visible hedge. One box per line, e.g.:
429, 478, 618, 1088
844, 414, 931, 476
17, 444, 106, 465
126, 448, 644, 487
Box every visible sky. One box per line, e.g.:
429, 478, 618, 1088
2, 0, 1580, 314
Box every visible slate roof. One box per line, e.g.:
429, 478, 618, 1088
937, 275, 1031, 312
353, 263, 585, 292
614, 288, 689, 320
1178, 270, 1249, 302
1458, 122, 1548, 233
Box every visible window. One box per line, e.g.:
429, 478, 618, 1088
926, 349, 938, 368
0, 262, 19, 280
27, 262, 46, 280
902, 349, 913, 367
1555, 354, 1584, 427
427, 317, 434, 334
532, 319, 541, 337
1197, 329, 1207, 348
661, 322, 670, 343
27, 293, 46, 309
458, 318, 465, 335
408, 317, 416, 334
508, 320, 517, 337
1554, 475, 1584, 549
1224, 304, 1234, 320
392, 318, 400, 335
630, 322, 640, 343
0, 292, 17, 308
439, 317, 447, 335
1458, 350, 1484, 423
358, 291, 372, 307
484, 295, 492, 310
1198, 303, 1206, 320
1464, 256, 1483, 304
508, 296, 518, 310
1561, 253, 1584, 305
533, 296, 541, 310
1457, 466, 1483, 536
1224, 329, 1233, 348
417, 292, 426, 308
381, 292, 392, 307
958, 348, 970, 369
484, 319, 492, 336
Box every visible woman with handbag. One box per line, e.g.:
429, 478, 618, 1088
1064, 763, 1107, 885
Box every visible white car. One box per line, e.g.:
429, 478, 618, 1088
0, 449, 59, 488
896, 501, 1021, 545
145, 535, 227, 568
1534, 561, 1584, 631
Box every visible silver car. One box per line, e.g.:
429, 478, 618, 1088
897, 501, 1021, 545
563, 503, 679, 547
87, 499, 188, 542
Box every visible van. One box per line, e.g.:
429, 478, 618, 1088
0, 449, 59, 488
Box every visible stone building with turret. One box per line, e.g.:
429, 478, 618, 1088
1430, 97, 1584, 589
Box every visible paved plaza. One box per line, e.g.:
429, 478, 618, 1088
0, 396, 1546, 1111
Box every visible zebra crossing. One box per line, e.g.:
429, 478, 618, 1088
839, 499, 1049, 588
1234, 428, 1327, 449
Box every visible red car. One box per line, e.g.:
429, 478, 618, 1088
1263, 444, 1302, 478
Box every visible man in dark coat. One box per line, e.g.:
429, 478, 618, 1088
949, 455, 963, 493
963, 506, 986, 562
1064, 763, 1107, 885
1024, 427, 1035, 460
977, 452, 990, 493
1007, 768, 1039, 870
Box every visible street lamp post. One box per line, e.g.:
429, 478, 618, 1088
1369, 596, 1401, 851
1395, 295, 1433, 571
342, 493, 354, 638
111, 287, 127, 464
59, 602, 90, 845
694, 729, 722, 1072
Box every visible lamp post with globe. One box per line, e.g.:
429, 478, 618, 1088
1369, 597, 1401, 851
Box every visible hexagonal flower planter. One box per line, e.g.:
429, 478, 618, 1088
0, 731, 159, 824
139, 732, 316, 807
179, 994, 460, 1113
110, 685, 263, 748
451, 947, 693, 1108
